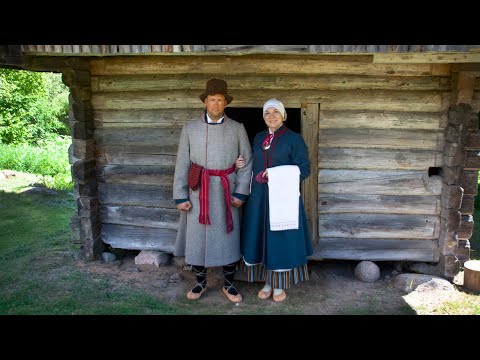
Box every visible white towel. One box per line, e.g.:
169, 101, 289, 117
267, 165, 300, 231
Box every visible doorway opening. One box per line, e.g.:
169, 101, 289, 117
226, 107, 301, 145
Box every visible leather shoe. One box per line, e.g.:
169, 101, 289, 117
186, 285, 207, 300
257, 288, 272, 300
273, 290, 286, 302
223, 287, 243, 303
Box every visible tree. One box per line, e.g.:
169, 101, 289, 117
0, 68, 69, 144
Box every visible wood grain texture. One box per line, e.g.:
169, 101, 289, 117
319, 213, 439, 239
319, 128, 444, 150
310, 238, 439, 261
318, 170, 442, 195
97, 165, 175, 186
90, 56, 450, 77
319, 194, 440, 214
101, 205, 179, 229
90, 74, 451, 92
98, 183, 174, 208
101, 223, 176, 252
301, 103, 319, 245
93, 108, 200, 128
318, 148, 443, 170
91, 89, 445, 112
319, 110, 448, 130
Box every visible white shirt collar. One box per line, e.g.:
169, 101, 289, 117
206, 112, 225, 124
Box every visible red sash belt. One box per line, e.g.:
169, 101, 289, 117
199, 164, 236, 233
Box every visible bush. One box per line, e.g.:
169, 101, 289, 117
0, 69, 69, 145
0, 136, 73, 191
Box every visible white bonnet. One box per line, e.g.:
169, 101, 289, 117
263, 98, 287, 120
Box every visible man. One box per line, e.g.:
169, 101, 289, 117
173, 78, 253, 302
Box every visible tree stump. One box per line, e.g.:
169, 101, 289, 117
463, 260, 480, 293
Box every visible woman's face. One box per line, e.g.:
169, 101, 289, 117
263, 107, 284, 132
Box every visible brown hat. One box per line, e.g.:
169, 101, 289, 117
199, 78, 233, 104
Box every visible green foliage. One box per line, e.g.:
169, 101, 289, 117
0, 136, 73, 191
0, 68, 69, 144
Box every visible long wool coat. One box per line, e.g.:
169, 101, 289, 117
241, 125, 313, 270
173, 113, 253, 267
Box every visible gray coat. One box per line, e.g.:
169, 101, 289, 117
173, 113, 253, 267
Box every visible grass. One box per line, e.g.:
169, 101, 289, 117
0, 137, 73, 191
0, 173, 187, 315
1, 171, 479, 315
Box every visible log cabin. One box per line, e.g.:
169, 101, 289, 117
1, 44, 480, 280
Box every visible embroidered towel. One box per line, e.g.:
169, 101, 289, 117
267, 165, 300, 231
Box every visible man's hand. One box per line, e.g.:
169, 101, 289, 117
177, 201, 192, 212
230, 195, 244, 208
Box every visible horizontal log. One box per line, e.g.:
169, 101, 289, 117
100, 205, 180, 229
465, 132, 480, 150
373, 52, 480, 64
72, 159, 96, 183
94, 128, 181, 146
440, 209, 461, 231
96, 150, 177, 166
96, 144, 178, 157
74, 179, 98, 198
90, 56, 450, 77
462, 171, 479, 195
459, 195, 474, 215
97, 165, 175, 185
318, 194, 440, 215
94, 108, 198, 129
465, 150, 480, 170
318, 170, 442, 195
472, 91, 480, 113
310, 238, 439, 262
318, 213, 439, 239
442, 166, 463, 186
73, 139, 95, 160
98, 183, 175, 208
101, 223, 176, 253
91, 89, 445, 112
319, 110, 447, 130
444, 143, 467, 167
318, 148, 443, 170
458, 215, 474, 240
441, 185, 463, 210
319, 128, 444, 150
91, 73, 451, 92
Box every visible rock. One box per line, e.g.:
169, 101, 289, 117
392, 273, 453, 293
407, 262, 441, 276
172, 256, 186, 268
134, 250, 171, 267
354, 261, 380, 282
169, 273, 183, 283
101, 252, 117, 263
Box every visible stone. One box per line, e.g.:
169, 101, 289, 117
354, 261, 380, 282
134, 250, 171, 267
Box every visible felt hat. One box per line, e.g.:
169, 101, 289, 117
199, 78, 233, 104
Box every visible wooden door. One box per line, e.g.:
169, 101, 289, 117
301, 103, 319, 245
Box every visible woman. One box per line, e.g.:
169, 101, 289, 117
236, 98, 313, 302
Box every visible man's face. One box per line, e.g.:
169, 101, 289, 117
204, 94, 227, 120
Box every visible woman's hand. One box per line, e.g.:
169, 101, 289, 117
235, 154, 245, 169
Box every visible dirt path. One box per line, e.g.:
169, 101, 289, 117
77, 251, 460, 315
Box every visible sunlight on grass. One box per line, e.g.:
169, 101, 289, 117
434, 294, 480, 315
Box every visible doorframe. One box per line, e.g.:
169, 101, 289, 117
301, 103, 319, 245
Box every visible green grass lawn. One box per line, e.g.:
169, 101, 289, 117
1, 171, 479, 315
0, 173, 187, 315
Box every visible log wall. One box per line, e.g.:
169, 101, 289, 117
88, 55, 456, 263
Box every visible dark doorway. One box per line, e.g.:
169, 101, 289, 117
226, 107, 301, 145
